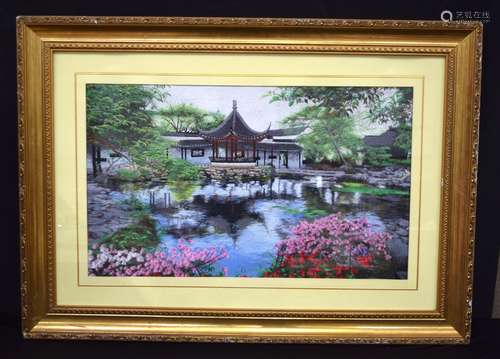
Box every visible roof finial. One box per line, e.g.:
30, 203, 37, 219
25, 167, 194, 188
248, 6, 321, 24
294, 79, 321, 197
232, 99, 237, 110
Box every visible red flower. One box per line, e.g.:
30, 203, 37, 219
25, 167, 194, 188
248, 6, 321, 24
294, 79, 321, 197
333, 265, 352, 278
334, 265, 344, 277
356, 255, 373, 268
307, 268, 319, 278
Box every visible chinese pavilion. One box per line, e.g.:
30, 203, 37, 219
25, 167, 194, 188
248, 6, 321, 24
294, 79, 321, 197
199, 100, 271, 163
162, 100, 304, 169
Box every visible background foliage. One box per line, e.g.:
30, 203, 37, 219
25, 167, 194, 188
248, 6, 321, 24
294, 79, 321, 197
270, 86, 413, 166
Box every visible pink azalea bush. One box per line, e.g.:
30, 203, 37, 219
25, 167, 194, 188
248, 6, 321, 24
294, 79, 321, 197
88, 240, 228, 277
264, 214, 392, 278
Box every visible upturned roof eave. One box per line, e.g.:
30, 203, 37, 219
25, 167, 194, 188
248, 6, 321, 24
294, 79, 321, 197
198, 108, 271, 140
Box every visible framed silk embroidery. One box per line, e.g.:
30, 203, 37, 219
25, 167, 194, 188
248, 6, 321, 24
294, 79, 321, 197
17, 16, 482, 343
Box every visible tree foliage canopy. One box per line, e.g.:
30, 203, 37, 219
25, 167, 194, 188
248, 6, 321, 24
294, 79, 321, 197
364, 87, 413, 152
86, 84, 210, 180
157, 103, 224, 133
86, 84, 166, 159
269, 87, 384, 118
270, 86, 413, 164
282, 106, 361, 164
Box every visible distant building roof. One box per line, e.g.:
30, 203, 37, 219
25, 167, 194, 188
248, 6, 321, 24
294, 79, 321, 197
199, 100, 270, 141
363, 129, 398, 147
162, 131, 200, 137
363, 128, 408, 159
162, 135, 204, 143
268, 126, 306, 137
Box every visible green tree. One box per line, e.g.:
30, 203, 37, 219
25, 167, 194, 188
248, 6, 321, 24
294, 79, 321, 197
269, 87, 386, 166
128, 139, 173, 179
157, 104, 224, 134
268, 87, 385, 117
269, 86, 413, 163
282, 107, 361, 165
86, 84, 166, 175
365, 87, 413, 153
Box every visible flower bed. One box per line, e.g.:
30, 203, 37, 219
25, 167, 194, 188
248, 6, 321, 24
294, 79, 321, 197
88, 240, 228, 277
263, 214, 392, 278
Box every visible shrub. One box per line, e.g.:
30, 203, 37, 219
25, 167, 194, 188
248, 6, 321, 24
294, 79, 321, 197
385, 158, 411, 167
100, 213, 158, 249
129, 140, 200, 181
167, 158, 200, 181
115, 168, 143, 182
363, 146, 392, 167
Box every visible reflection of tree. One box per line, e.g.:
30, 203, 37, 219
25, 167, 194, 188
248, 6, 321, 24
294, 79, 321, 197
169, 181, 200, 202
302, 186, 332, 213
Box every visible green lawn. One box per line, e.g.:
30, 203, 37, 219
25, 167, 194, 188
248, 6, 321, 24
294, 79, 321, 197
335, 182, 409, 196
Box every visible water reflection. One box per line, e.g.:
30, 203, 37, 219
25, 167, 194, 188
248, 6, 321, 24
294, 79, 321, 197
108, 177, 409, 276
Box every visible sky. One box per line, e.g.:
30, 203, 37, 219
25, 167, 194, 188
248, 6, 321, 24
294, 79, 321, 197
155, 85, 304, 131
152, 85, 406, 135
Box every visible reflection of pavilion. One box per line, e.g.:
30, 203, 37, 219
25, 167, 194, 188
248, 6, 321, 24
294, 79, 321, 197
165, 100, 304, 169
192, 178, 304, 202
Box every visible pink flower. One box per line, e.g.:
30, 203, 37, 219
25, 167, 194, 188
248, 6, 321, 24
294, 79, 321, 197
88, 241, 228, 278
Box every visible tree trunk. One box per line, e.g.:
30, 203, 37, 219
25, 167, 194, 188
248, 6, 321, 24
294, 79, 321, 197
332, 141, 347, 166
91, 144, 98, 177
96, 145, 103, 173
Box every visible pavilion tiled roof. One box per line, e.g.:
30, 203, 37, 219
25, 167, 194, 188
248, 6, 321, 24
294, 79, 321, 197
199, 100, 270, 141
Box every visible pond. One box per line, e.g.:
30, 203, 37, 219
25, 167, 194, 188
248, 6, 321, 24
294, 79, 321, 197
105, 176, 410, 277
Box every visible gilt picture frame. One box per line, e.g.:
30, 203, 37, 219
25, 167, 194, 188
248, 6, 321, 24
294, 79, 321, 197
17, 16, 482, 343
